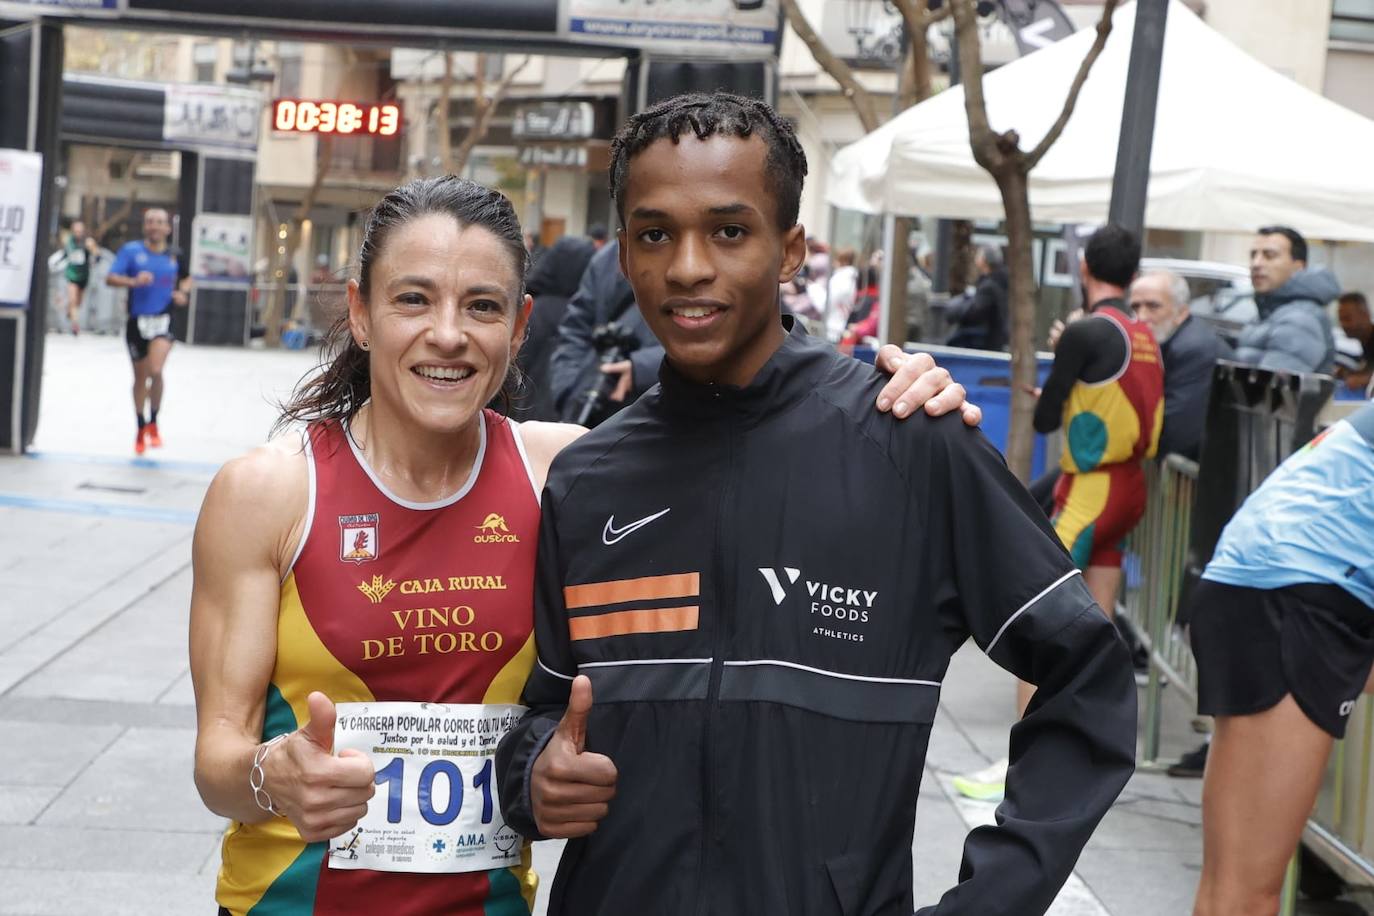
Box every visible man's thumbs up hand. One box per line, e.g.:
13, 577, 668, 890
531, 675, 618, 838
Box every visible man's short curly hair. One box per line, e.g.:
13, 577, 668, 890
609, 92, 808, 231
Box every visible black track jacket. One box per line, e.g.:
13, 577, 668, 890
497, 319, 1136, 916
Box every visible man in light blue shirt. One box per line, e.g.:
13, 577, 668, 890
1187, 402, 1374, 916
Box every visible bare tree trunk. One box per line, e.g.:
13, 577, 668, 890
93, 152, 147, 245
437, 52, 454, 174
998, 168, 1038, 481
448, 54, 531, 176
779, 0, 880, 132
951, 0, 1117, 481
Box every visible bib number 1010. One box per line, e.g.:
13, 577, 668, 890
373, 757, 495, 826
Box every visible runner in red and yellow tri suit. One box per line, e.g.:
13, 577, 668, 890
215, 412, 540, 915
1036, 298, 1164, 569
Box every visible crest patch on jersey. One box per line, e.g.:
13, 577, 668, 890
339, 513, 380, 563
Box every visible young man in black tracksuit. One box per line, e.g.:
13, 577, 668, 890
496, 92, 1137, 915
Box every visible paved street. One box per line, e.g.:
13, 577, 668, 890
0, 333, 1214, 915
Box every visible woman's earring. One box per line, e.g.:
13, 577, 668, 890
360, 339, 369, 351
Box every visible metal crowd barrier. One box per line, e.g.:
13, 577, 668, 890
1121, 453, 1200, 766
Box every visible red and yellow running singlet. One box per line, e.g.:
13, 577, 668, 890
216, 410, 540, 915
1058, 305, 1165, 475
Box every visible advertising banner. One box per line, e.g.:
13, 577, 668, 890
0, 149, 43, 308
563, 0, 779, 57
164, 84, 261, 151
190, 213, 253, 283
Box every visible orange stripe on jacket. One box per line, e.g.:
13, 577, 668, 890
564, 572, 700, 609
569, 606, 701, 640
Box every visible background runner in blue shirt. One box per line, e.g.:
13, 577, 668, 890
107, 208, 189, 454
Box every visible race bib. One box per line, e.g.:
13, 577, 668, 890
329, 701, 526, 874
136, 313, 171, 339
69, 249, 86, 267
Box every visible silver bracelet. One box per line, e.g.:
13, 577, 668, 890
250, 734, 289, 817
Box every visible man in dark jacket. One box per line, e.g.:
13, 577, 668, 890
512, 234, 597, 420
497, 91, 1136, 916
1337, 291, 1373, 393
548, 238, 664, 424
945, 245, 1008, 351
1130, 268, 1231, 460
1235, 226, 1338, 374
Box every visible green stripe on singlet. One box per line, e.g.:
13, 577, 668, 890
246, 841, 327, 915
485, 868, 532, 916
261, 683, 297, 741
245, 684, 321, 915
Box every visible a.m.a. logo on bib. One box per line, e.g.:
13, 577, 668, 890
473, 513, 520, 544
339, 513, 380, 563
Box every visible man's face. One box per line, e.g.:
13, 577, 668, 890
1338, 299, 1373, 340
1249, 233, 1303, 294
143, 210, 171, 246
1130, 273, 1185, 342
71, 221, 86, 240
619, 134, 805, 387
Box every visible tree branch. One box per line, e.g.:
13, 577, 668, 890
450, 55, 532, 176
951, 0, 1005, 172
889, 0, 940, 106
919, 4, 953, 28
93, 152, 146, 243
1025, 0, 1119, 169
780, 0, 880, 132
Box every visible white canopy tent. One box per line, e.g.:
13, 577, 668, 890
826, 0, 1374, 244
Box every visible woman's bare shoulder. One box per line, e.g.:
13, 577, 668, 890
513, 421, 587, 491
198, 435, 310, 563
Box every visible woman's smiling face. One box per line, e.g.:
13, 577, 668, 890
348, 213, 531, 436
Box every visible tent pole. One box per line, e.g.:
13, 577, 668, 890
1107, 0, 1169, 238
878, 212, 897, 346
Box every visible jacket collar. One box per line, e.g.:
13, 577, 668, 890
657, 314, 832, 420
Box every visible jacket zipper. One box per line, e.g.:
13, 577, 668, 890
696, 401, 735, 915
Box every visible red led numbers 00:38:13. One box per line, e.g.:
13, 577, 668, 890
272, 99, 400, 136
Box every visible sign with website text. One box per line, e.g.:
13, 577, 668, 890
0, 149, 42, 308
563, 0, 779, 56
0, 0, 123, 16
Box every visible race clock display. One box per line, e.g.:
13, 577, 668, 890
272, 99, 401, 137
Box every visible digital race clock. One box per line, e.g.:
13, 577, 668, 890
271, 99, 401, 137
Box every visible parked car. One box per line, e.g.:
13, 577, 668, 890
1140, 257, 1255, 345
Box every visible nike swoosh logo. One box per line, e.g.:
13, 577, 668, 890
602, 508, 672, 546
